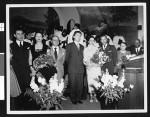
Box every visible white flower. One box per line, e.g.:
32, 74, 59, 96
111, 79, 118, 88
126, 55, 131, 60
117, 80, 124, 88
57, 83, 64, 93
124, 88, 128, 92
30, 76, 39, 92
102, 86, 105, 89
117, 82, 124, 88
113, 75, 118, 79
38, 77, 46, 85
99, 51, 104, 57
94, 82, 101, 89
129, 84, 134, 89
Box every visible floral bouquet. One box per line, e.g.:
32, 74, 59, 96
25, 54, 67, 110
95, 69, 134, 105
90, 48, 110, 66
121, 54, 133, 69
25, 73, 66, 110
33, 54, 55, 71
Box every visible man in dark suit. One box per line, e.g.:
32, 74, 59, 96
10, 27, 31, 109
129, 39, 144, 56
100, 35, 117, 75
65, 30, 84, 104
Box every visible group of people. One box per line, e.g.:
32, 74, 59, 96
10, 21, 144, 110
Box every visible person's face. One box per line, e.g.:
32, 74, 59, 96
120, 43, 127, 51
52, 36, 59, 46
100, 36, 107, 45
73, 33, 81, 42
26, 33, 32, 40
14, 30, 24, 41
89, 37, 95, 45
135, 40, 140, 48
35, 33, 43, 42
31, 32, 36, 37
73, 26, 78, 29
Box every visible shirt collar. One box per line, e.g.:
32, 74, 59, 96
103, 44, 107, 48
136, 46, 141, 49
16, 40, 23, 46
52, 46, 59, 50
74, 41, 80, 46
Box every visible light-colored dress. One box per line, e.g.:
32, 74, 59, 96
83, 45, 101, 93
10, 65, 21, 97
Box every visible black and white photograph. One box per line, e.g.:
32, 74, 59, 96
5, 3, 147, 114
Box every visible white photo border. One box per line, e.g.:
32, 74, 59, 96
6, 3, 147, 114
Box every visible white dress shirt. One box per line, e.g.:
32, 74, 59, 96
136, 47, 141, 53
16, 40, 23, 47
74, 41, 80, 49
103, 44, 107, 50
52, 46, 59, 54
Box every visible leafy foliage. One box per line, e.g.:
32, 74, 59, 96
110, 6, 137, 26
96, 70, 134, 105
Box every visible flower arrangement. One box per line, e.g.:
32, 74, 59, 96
95, 69, 134, 105
33, 54, 55, 71
121, 54, 134, 69
90, 48, 110, 66
25, 54, 67, 110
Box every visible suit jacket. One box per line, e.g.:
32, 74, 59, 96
10, 41, 31, 68
10, 41, 31, 91
49, 47, 66, 82
130, 46, 144, 56
65, 42, 84, 74
102, 44, 117, 75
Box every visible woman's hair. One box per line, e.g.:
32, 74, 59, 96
62, 29, 68, 37
120, 42, 127, 46
118, 42, 128, 51
72, 30, 82, 41
32, 32, 46, 45
73, 30, 82, 36
87, 35, 95, 42
74, 23, 81, 29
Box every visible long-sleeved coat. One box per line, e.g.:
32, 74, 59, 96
49, 47, 66, 82
101, 44, 117, 75
65, 42, 84, 74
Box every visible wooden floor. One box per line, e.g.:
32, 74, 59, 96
61, 96, 101, 110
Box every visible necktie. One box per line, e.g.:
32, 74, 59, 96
77, 43, 80, 50
20, 42, 22, 47
20, 41, 23, 49
54, 48, 58, 60
136, 48, 139, 54
103, 45, 106, 50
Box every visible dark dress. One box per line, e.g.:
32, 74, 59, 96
26, 44, 49, 110
30, 44, 49, 62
